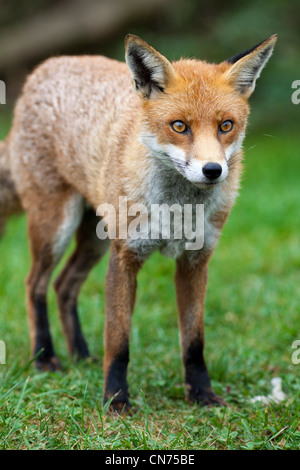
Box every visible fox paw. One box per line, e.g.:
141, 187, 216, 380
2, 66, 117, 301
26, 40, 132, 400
187, 389, 227, 407
35, 356, 62, 372
106, 400, 134, 416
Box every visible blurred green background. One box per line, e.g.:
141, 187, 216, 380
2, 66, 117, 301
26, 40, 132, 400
0, 0, 299, 134
0, 1, 300, 449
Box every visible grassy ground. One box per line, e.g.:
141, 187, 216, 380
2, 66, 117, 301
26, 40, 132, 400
0, 116, 299, 449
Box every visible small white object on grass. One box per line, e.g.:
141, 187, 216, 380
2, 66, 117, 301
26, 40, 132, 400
250, 377, 286, 404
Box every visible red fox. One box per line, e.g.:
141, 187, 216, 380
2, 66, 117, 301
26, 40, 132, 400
0, 34, 277, 413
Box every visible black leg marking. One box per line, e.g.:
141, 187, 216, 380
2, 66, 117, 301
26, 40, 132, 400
184, 339, 225, 406
33, 295, 60, 371
104, 345, 131, 412
70, 304, 90, 359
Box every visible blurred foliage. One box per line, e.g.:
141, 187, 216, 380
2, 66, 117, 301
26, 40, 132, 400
0, 0, 299, 132
0, 0, 64, 27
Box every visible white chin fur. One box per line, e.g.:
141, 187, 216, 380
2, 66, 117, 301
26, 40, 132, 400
139, 134, 187, 169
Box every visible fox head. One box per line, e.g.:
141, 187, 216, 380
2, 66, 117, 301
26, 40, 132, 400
125, 34, 277, 188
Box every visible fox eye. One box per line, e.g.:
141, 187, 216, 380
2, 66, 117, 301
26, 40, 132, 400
219, 120, 234, 133
171, 121, 188, 134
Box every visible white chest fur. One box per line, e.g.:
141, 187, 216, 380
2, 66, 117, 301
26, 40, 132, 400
125, 160, 229, 260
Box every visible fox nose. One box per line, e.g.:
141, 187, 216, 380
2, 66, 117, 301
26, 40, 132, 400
202, 163, 222, 180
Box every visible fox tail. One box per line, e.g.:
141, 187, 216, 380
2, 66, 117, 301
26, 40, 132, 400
0, 139, 22, 236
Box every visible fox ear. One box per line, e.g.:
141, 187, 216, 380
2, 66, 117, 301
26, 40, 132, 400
224, 34, 277, 98
125, 34, 176, 99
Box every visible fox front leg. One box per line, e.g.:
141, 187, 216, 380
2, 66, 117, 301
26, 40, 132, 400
103, 242, 142, 414
175, 252, 226, 406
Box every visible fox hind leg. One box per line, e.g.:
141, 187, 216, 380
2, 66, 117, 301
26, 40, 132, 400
26, 191, 84, 371
54, 208, 109, 360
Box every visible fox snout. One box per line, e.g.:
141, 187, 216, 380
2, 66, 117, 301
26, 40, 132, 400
182, 157, 229, 187
140, 133, 230, 187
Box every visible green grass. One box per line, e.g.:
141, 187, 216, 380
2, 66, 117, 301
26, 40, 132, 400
0, 122, 300, 449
